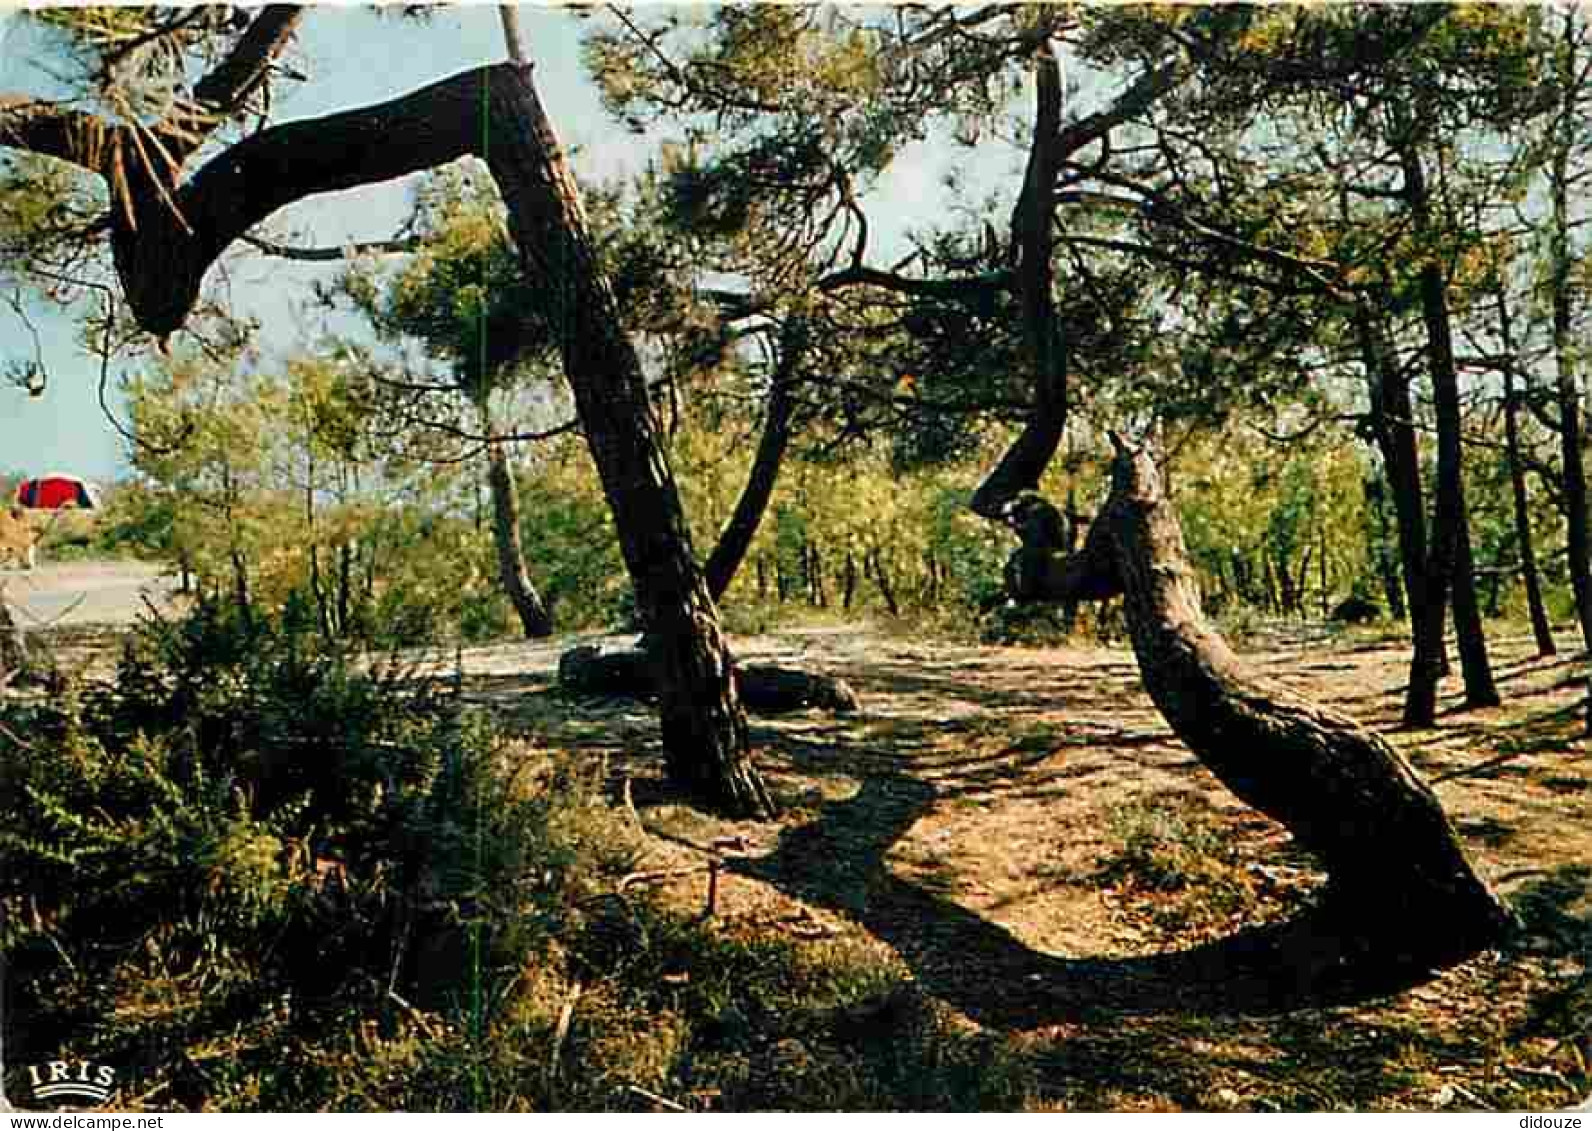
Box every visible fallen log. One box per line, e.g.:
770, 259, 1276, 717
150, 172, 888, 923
1030, 438, 1515, 966
559, 644, 860, 716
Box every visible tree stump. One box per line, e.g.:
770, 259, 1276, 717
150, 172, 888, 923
1029, 439, 1516, 966
559, 643, 859, 716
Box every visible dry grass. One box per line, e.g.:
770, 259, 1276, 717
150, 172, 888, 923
453, 619, 1590, 1111
15, 615, 1586, 1111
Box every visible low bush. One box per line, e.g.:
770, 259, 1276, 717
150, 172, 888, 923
1094, 802, 1267, 938
1, 600, 629, 1109
3, 602, 1028, 1111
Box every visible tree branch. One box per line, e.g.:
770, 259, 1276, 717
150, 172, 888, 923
112, 64, 503, 337
190, 6, 305, 119
0, 97, 113, 172
1051, 57, 1187, 166
241, 231, 422, 261
816, 262, 1013, 302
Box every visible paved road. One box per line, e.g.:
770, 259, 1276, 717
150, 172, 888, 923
0, 560, 180, 628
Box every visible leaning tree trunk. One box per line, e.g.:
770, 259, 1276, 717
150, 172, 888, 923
702, 317, 806, 603
1043, 441, 1515, 962
482, 425, 554, 639
486, 52, 773, 817
29, 39, 776, 814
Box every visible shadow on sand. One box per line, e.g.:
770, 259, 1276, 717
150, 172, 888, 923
732, 750, 1497, 1031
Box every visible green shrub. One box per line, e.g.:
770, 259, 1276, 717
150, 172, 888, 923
0, 600, 625, 1109
3, 601, 1035, 1111
1095, 802, 1263, 936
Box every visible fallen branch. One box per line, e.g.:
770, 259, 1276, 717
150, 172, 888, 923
624, 1083, 687, 1112
543, 982, 581, 1092
559, 643, 860, 716
617, 864, 713, 893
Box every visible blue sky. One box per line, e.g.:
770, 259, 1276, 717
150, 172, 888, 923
0, 5, 993, 483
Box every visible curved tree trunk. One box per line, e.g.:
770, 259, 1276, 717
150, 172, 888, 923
970, 38, 1066, 522
484, 434, 554, 639
702, 318, 806, 603
1045, 441, 1515, 962
477, 392, 554, 639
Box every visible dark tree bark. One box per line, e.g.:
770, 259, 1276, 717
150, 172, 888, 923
1397, 140, 1498, 724
11, 54, 777, 817
1340, 151, 1449, 675
1547, 20, 1592, 654
1003, 492, 1120, 604
703, 319, 806, 603
484, 434, 554, 639
1045, 441, 1515, 962
866, 547, 901, 617
1366, 476, 1406, 622
1494, 289, 1557, 657
1060, 489, 1084, 633
1552, 313, 1592, 655
485, 59, 772, 817
970, 38, 1067, 522
1447, 511, 1498, 708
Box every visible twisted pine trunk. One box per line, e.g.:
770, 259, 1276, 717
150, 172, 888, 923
1047, 442, 1515, 962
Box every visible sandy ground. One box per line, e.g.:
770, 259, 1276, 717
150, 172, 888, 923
0, 560, 180, 629
2, 584, 1586, 1107
427, 620, 1589, 1110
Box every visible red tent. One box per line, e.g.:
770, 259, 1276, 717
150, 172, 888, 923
15, 475, 98, 510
